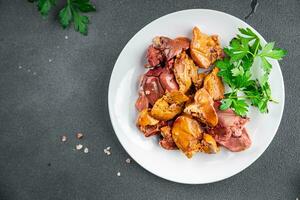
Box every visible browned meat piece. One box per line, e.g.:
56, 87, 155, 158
174, 52, 198, 93
190, 27, 224, 68
184, 88, 218, 127
203, 67, 225, 100
211, 128, 251, 152
193, 73, 206, 90
153, 36, 190, 61
159, 126, 178, 150
172, 115, 203, 158
140, 121, 167, 137
159, 68, 179, 92
143, 76, 165, 106
200, 133, 219, 154
209, 102, 251, 152
135, 75, 149, 111
146, 45, 164, 67
151, 91, 189, 121
135, 92, 149, 112
135, 67, 179, 110
136, 109, 168, 137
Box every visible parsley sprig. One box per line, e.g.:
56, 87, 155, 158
216, 28, 287, 116
29, 0, 96, 35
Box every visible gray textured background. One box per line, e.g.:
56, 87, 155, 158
0, 0, 299, 199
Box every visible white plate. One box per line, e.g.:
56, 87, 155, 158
108, 9, 284, 184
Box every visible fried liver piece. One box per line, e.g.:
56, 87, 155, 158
172, 115, 203, 158
190, 27, 224, 69
174, 52, 199, 93
184, 88, 218, 127
203, 67, 225, 100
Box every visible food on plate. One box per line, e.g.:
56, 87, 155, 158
172, 115, 203, 158
159, 125, 178, 150
134, 26, 286, 158
147, 36, 190, 67
184, 88, 218, 127
173, 51, 199, 93
150, 91, 189, 121
190, 27, 224, 68
200, 133, 219, 154
208, 102, 251, 152
203, 67, 224, 100
216, 28, 286, 116
135, 67, 178, 111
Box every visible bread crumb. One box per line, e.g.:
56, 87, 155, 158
117, 172, 121, 177
84, 147, 89, 153
126, 158, 131, 163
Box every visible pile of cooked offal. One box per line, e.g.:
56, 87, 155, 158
135, 27, 251, 158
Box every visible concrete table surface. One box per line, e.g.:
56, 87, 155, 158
0, 0, 299, 199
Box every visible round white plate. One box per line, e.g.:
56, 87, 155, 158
108, 9, 284, 184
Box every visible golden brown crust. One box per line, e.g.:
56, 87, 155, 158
190, 27, 224, 69
203, 67, 225, 100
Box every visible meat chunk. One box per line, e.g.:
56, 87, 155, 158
159, 126, 178, 150
143, 76, 165, 106
153, 36, 190, 61
146, 45, 164, 67
146, 36, 190, 68
135, 67, 179, 111
190, 27, 224, 68
172, 115, 203, 158
159, 68, 179, 92
151, 91, 189, 121
174, 52, 198, 93
184, 88, 218, 127
136, 109, 166, 137
212, 128, 251, 152
203, 67, 225, 100
209, 102, 251, 152
200, 133, 219, 154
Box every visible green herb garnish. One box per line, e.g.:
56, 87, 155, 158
29, 0, 96, 35
216, 28, 287, 116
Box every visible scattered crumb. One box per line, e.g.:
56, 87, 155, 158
76, 132, 84, 139
49, 58, 53, 63
296, 198, 299, 200
61, 135, 67, 142
27, 69, 31, 72
33, 72, 37, 75
104, 146, 111, 155
104, 149, 111, 155
84, 147, 89, 153
117, 172, 121, 177
76, 144, 83, 150
18, 65, 22, 69
65, 35, 68, 39
126, 158, 131, 164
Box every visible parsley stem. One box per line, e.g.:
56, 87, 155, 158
227, 95, 257, 99
253, 40, 260, 56
270, 99, 279, 104
247, 51, 255, 57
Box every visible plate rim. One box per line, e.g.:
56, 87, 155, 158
108, 9, 285, 184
